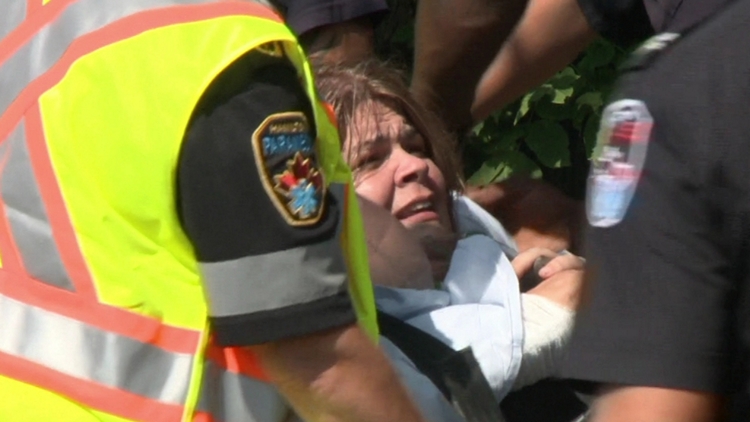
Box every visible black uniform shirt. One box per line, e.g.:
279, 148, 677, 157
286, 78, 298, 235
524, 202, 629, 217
176, 48, 356, 347
563, 1, 750, 419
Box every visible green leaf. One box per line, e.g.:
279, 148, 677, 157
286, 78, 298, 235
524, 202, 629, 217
548, 67, 579, 90
535, 98, 574, 121
485, 125, 525, 153
558, 66, 578, 77
515, 92, 534, 123
578, 39, 616, 71
515, 87, 555, 123
466, 156, 506, 186
467, 151, 542, 185
471, 120, 485, 136
583, 114, 601, 158
576, 91, 603, 110
524, 121, 570, 168
496, 151, 543, 181
552, 87, 575, 104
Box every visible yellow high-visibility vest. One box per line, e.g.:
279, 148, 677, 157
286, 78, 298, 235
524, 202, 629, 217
0, 1, 377, 421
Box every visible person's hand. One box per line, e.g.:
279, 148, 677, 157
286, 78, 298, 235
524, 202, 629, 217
526, 268, 584, 311
513, 247, 585, 296
511, 247, 559, 280
537, 252, 585, 278
466, 177, 584, 254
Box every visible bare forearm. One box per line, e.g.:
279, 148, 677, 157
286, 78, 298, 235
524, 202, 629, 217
249, 324, 426, 422
411, 0, 528, 133
471, 0, 597, 122
590, 385, 725, 422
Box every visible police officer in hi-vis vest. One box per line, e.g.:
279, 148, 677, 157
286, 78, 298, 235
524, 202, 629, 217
0, 1, 428, 421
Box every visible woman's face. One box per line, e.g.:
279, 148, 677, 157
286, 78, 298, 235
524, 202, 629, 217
345, 101, 452, 231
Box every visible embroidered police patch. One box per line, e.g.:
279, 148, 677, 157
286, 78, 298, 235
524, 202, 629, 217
587, 99, 653, 228
251, 112, 326, 226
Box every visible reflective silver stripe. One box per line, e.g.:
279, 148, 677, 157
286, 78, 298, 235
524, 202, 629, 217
200, 185, 347, 317
0, 0, 223, 116
1, 122, 73, 290
0, 292, 194, 404
0, 1, 25, 40
196, 361, 289, 422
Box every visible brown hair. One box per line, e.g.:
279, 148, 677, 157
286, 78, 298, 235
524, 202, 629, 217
315, 60, 463, 194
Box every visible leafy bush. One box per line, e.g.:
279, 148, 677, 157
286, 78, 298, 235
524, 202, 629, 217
465, 39, 630, 199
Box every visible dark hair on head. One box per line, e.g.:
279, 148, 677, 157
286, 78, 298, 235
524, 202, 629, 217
314, 60, 463, 194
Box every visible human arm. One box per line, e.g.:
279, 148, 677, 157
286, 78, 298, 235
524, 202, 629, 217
412, 0, 655, 129
466, 177, 585, 255
470, 0, 598, 122
410, 0, 529, 133
471, 0, 655, 123
587, 385, 725, 422
250, 325, 428, 422
178, 50, 426, 422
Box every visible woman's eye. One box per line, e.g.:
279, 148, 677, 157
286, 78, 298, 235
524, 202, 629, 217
406, 145, 428, 158
355, 154, 384, 170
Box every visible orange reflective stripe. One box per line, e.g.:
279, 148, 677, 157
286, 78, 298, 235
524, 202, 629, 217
26, 0, 42, 16
24, 104, 94, 297
198, 342, 294, 422
1, 271, 201, 355
2, 119, 73, 290
204, 341, 268, 381
196, 358, 288, 422
0, 351, 185, 422
193, 411, 215, 422
0, 0, 72, 69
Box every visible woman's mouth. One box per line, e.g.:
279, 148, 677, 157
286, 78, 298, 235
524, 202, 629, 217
396, 200, 440, 226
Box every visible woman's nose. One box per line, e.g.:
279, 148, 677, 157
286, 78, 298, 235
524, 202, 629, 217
393, 148, 429, 186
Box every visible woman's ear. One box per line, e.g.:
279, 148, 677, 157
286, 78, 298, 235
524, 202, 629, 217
357, 196, 435, 290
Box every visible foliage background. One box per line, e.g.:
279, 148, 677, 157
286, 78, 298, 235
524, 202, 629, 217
373, 0, 630, 200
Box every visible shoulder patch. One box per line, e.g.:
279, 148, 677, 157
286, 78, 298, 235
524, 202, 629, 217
251, 112, 326, 226
587, 99, 653, 228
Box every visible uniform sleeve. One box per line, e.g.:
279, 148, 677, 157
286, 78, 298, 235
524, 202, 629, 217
177, 54, 355, 347
576, 0, 654, 46
274, 0, 388, 36
561, 99, 738, 393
